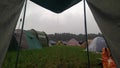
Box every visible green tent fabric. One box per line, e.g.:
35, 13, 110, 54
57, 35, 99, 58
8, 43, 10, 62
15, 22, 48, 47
36, 31, 49, 47
0, 0, 24, 67
8, 29, 42, 50
25, 31, 42, 49
28, 29, 49, 47
87, 0, 120, 67
30, 0, 81, 13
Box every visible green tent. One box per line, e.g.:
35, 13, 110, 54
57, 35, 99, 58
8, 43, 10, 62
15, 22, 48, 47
26, 29, 49, 47
36, 31, 49, 47
24, 30, 42, 49
9, 29, 47, 50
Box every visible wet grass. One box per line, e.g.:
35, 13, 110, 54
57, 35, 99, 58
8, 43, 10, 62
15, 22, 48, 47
2, 45, 102, 68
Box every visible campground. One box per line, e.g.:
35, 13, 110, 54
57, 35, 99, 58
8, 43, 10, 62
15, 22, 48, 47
2, 45, 102, 68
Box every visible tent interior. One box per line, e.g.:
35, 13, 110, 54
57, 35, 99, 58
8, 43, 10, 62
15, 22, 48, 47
0, 0, 120, 67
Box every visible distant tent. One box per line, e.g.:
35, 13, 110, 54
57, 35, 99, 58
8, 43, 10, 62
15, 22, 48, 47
49, 40, 56, 46
9, 29, 49, 50
62, 41, 67, 45
87, 37, 107, 52
67, 38, 80, 46
80, 40, 92, 48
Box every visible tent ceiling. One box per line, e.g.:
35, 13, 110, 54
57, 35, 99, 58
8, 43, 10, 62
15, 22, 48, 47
30, 0, 81, 13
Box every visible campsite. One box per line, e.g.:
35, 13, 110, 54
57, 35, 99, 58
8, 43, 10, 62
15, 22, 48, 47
0, 0, 119, 68
2, 32, 107, 68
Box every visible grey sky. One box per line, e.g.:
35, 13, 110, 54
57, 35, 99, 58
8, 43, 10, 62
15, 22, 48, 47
17, 0, 101, 34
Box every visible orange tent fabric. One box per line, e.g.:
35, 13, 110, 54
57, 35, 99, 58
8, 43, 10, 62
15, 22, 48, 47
102, 48, 116, 68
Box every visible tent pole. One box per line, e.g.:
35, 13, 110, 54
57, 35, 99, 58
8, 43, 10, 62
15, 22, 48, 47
83, 0, 90, 68
15, 0, 27, 68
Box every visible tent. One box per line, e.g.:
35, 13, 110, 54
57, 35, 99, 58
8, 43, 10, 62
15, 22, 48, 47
26, 29, 49, 47
9, 29, 42, 50
49, 40, 56, 46
9, 29, 49, 50
67, 38, 80, 46
0, 0, 120, 67
86, 0, 120, 66
24, 30, 42, 49
80, 39, 92, 48
86, 37, 107, 52
35, 31, 49, 47
14, 29, 29, 49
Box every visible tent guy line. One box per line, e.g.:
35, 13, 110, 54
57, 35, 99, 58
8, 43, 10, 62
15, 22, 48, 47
83, 0, 90, 68
15, 0, 28, 68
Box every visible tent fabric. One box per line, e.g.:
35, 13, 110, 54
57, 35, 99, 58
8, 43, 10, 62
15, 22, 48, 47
67, 38, 80, 46
80, 40, 92, 48
15, 30, 29, 49
49, 40, 56, 46
9, 29, 48, 50
36, 31, 49, 47
0, 0, 24, 67
11, 29, 43, 49
30, 0, 81, 13
27, 29, 49, 47
25, 31, 42, 49
87, 0, 120, 67
87, 37, 107, 52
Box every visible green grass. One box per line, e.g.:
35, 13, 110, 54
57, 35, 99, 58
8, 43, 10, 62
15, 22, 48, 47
2, 45, 102, 68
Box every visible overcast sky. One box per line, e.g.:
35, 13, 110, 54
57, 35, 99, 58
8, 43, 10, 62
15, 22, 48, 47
17, 0, 101, 34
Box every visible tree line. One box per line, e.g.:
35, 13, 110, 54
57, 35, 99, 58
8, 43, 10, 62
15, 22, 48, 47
48, 33, 102, 42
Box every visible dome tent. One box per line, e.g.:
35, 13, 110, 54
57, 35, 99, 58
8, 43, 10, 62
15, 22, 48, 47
87, 37, 107, 52
8, 29, 49, 50
27, 29, 49, 47
67, 38, 80, 46
36, 31, 49, 47
24, 30, 42, 49
80, 39, 92, 48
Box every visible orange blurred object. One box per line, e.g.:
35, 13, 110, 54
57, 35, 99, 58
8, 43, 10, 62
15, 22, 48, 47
102, 48, 116, 68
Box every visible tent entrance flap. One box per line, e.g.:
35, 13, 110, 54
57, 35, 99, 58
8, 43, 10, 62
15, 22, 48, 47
87, 0, 120, 67
30, 0, 81, 13
0, 0, 24, 67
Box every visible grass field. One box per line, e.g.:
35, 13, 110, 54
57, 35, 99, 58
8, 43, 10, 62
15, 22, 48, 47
2, 45, 102, 68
